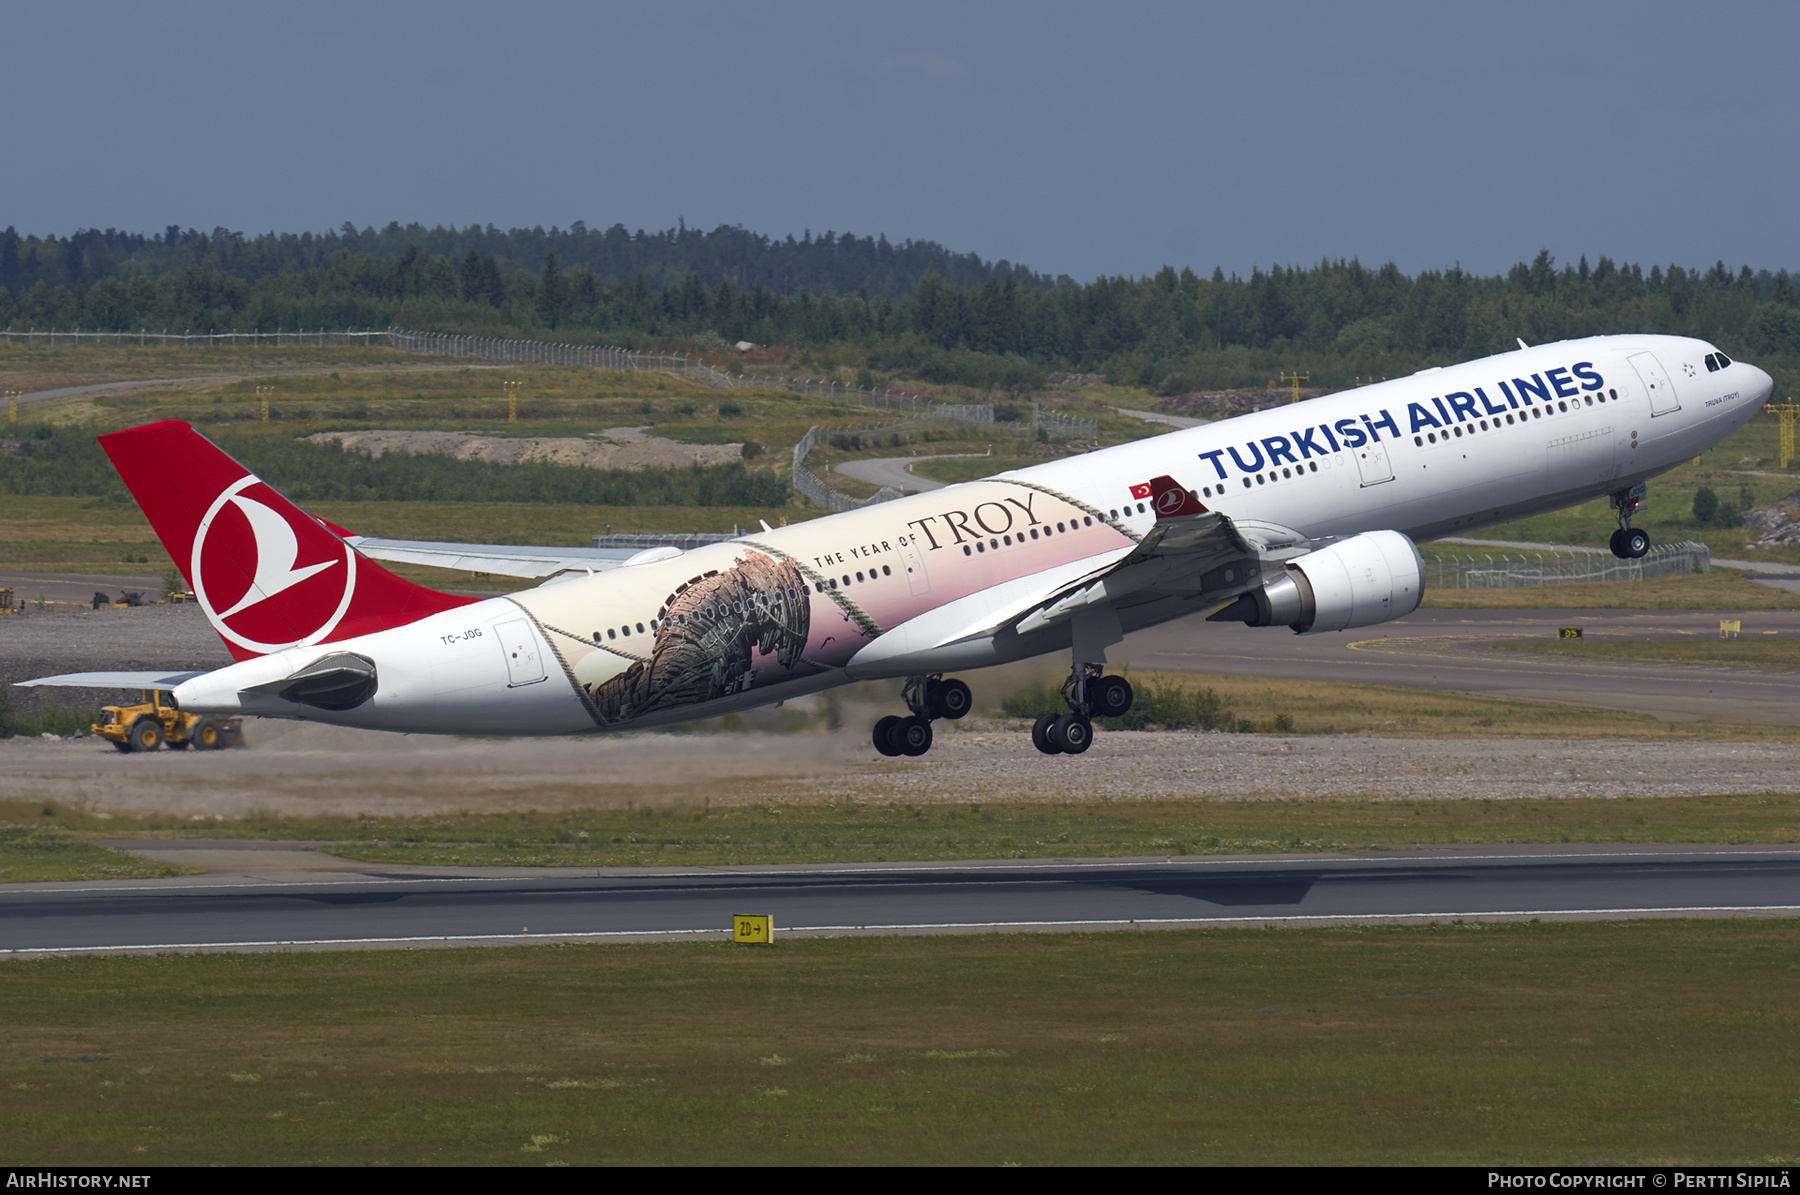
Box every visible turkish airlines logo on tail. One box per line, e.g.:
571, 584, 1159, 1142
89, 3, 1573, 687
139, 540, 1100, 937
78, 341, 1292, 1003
192, 475, 357, 654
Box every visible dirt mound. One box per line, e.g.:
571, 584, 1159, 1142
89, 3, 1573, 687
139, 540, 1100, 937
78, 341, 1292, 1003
1159, 388, 1323, 419
1745, 488, 1800, 548
306, 427, 744, 470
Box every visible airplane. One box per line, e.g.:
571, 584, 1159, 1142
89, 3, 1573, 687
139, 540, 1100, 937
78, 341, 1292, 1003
20, 334, 1774, 757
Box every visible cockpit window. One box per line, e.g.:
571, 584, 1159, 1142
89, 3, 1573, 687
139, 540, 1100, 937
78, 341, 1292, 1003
1718, 351, 1733, 367
1705, 354, 1719, 372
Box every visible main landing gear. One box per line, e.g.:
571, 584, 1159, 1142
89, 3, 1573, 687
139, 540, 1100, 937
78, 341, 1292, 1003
872, 674, 972, 757
1031, 664, 1133, 756
1609, 484, 1650, 560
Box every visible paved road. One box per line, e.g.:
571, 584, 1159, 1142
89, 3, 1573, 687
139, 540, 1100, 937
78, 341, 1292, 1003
1111, 406, 1208, 429
6, 845, 1796, 955
834, 453, 992, 493
1114, 605, 1800, 726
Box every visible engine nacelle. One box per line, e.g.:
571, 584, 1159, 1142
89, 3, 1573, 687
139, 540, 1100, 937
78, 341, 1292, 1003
1208, 530, 1424, 634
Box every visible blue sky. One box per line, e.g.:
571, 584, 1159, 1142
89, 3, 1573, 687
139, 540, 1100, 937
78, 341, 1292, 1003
6, 0, 1796, 281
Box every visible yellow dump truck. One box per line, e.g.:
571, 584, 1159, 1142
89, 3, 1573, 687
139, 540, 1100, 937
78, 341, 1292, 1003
94, 690, 243, 752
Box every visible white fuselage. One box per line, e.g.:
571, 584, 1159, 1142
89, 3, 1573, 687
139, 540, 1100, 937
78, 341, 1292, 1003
173, 335, 1772, 734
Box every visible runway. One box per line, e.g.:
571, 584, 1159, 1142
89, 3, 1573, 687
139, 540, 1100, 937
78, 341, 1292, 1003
6, 845, 1799, 956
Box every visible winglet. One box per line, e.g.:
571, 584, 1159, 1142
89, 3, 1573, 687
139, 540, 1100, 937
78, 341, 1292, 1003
1144, 475, 1206, 519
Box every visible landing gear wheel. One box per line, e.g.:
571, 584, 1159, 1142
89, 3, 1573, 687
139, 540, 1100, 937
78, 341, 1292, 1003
1609, 528, 1627, 559
128, 719, 163, 753
926, 678, 972, 721
1051, 713, 1093, 755
1091, 675, 1134, 719
897, 715, 934, 756
193, 718, 222, 750
1032, 713, 1064, 755
1623, 528, 1650, 558
873, 715, 905, 757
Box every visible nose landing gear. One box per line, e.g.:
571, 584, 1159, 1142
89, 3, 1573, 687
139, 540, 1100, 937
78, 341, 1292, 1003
1031, 664, 1134, 756
1609, 484, 1650, 559
871, 674, 972, 757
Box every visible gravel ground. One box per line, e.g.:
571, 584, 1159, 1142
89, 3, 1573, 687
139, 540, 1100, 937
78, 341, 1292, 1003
1, 604, 232, 718
2, 715, 1799, 819
5, 604, 1800, 816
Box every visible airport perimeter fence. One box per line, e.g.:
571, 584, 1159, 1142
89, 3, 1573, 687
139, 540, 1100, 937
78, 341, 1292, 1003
1, 329, 390, 349
1429, 541, 1710, 589
1, 326, 1096, 441
792, 424, 909, 512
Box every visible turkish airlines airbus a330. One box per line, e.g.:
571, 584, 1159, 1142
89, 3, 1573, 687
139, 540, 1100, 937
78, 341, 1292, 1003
21, 334, 1773, 757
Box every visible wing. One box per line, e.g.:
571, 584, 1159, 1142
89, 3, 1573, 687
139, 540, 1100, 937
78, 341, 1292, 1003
849, 476, 1311, 674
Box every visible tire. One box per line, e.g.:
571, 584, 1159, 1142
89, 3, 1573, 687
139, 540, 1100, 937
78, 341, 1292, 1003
873, 715, 905, 757
1609, 528, 1627, 559
110, 739, 132, 753
193, 718, 222, 750
1092, 676, 1134, 719
1032, 713, 1063, 755
1052, 713, 1092, 755
931, 678, 973, 721
128, 719, 163, 753
221, 725, 244, 749
1624, 528, 1650, 559
898, 715, 933, 756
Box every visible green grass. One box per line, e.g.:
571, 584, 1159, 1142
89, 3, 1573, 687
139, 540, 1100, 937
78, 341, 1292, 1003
0, 824, 196, 883
3, 922, 1798, 1165
1420, 567, 1800, 609
13, 791, 1800, 872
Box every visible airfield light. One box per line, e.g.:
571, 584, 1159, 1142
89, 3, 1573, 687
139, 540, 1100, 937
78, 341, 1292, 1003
1769, 404, 1800, 469
1280, 372, 1311, 405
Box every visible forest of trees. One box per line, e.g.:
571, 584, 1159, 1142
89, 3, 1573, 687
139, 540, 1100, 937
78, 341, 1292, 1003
3, 222, 1796, 396
0, 221, 1054, 301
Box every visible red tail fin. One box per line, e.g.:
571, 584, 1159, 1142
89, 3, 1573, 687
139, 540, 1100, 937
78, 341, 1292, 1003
101, 420, 477, 660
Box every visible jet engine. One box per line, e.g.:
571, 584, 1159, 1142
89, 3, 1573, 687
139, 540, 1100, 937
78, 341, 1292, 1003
1207, 530, 1423, 634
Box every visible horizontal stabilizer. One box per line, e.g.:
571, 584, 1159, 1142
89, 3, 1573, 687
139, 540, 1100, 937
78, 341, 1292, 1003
344, 536, 646, 579
15, 670, 207, 691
